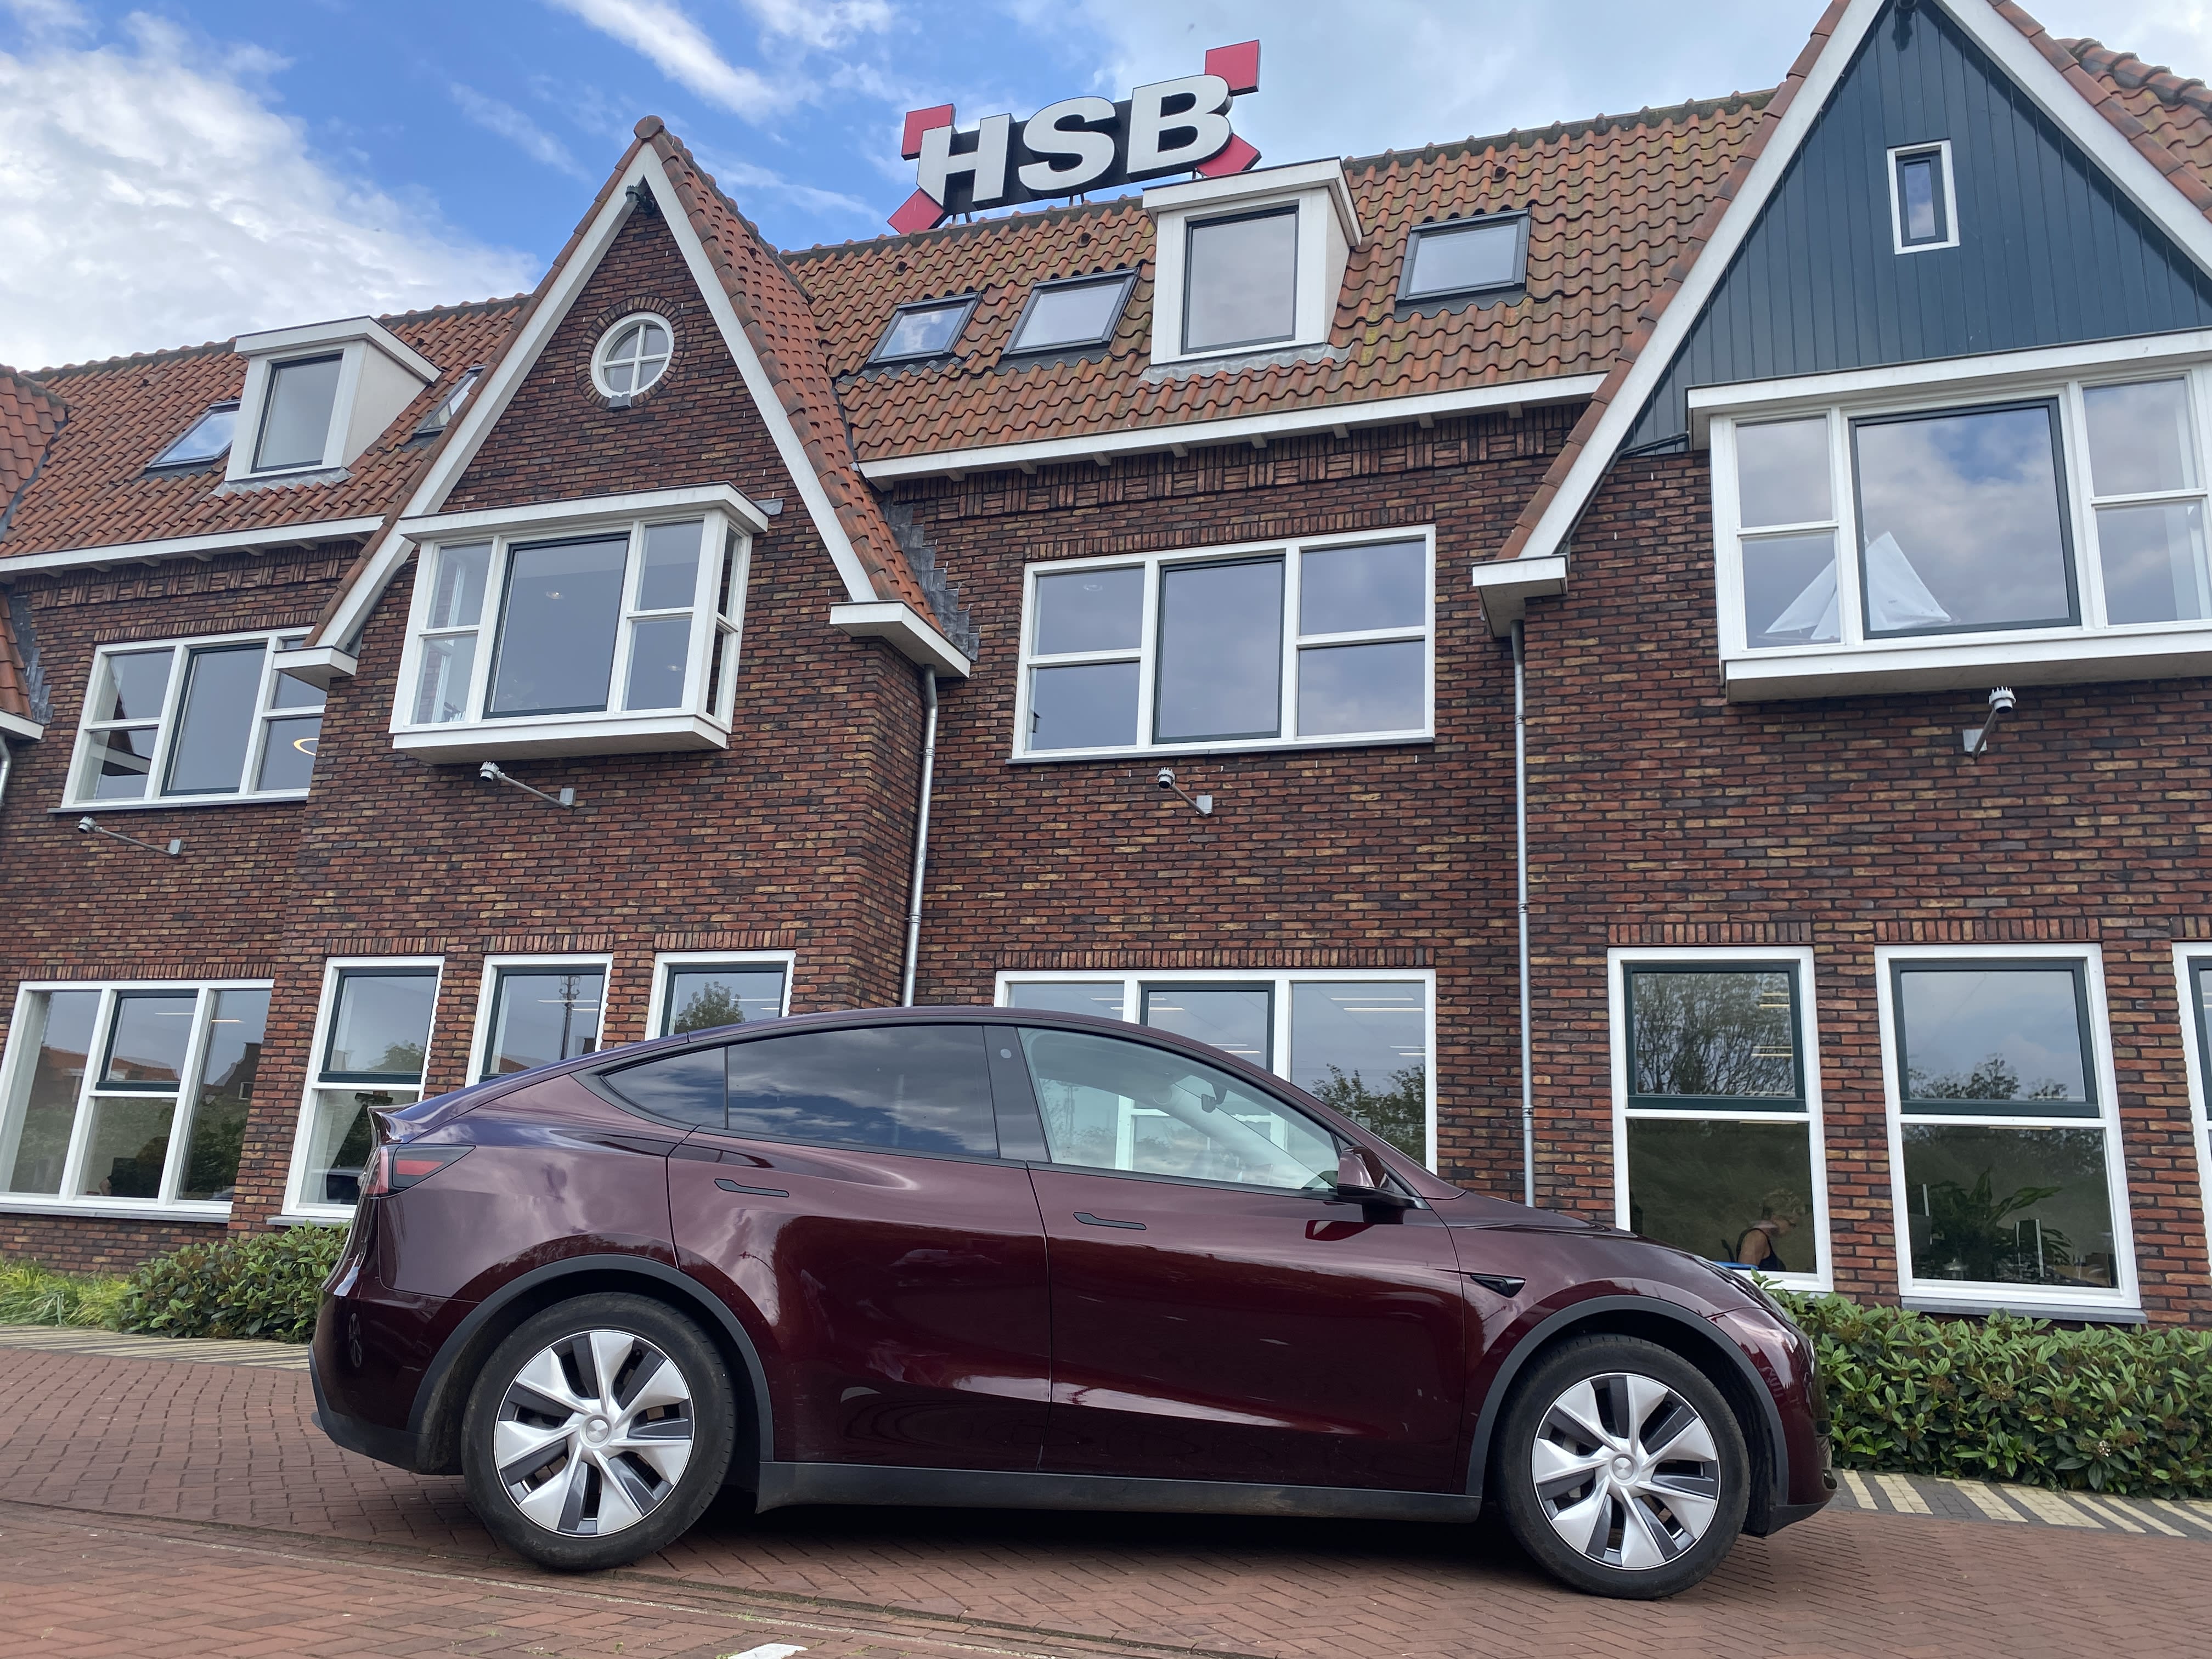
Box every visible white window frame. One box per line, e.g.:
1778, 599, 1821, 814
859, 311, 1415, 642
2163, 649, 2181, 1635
65, 628, 320, 811
0, 977, 272, 1220
1143, 161, 1361, 368
591, 314, 675, 400
469, 954, 616, 1085
391, 486, 766, 760
1700, 332, 2212, 699
1606, 947, 1833, 1293
1887, 140, 1959, 255
222, 318, 436, 483
645, 950, 797, 1038
2168, 942, 2212, 1284
1011, 527, 1435, 762
280, 956, 445, 1222
1874, 942, 2140, 1320
993, 967, 1440, 1169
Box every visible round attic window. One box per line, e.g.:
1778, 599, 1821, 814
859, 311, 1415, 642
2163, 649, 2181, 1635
593, 314, 673, 398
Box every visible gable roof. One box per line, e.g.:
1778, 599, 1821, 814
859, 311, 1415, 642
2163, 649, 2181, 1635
0, 300, 521, 562
0, 366, 67, 539
1484, 0, 2212, 595
787, 94, 1773, 469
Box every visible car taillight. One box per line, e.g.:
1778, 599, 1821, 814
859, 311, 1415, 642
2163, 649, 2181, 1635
360, 1143, 471, 1197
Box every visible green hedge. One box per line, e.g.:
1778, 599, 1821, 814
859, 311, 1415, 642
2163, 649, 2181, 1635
1774, 1289, 2212, 1498
115, 1226, 348, 1344
0, 1258, 132, 1328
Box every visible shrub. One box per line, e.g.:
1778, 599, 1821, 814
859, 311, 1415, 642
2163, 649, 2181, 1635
0, 1258, 130, 1328
1773, 1289, 2212, 1497
115, 1225, 347, 1344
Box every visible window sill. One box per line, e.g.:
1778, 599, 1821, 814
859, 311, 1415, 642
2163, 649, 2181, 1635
1901, 1294, 2145, 1325
55, 792, 309, 814
0, 1197, 230, 1223
267, 1210, 351, 1228
392, 709, 731, 761
1723, 624, 2212, 701
1009, 731, 1434, 765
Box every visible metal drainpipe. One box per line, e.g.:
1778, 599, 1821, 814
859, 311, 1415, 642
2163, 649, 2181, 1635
1513, 619, 1536, 1209
899, 666, 940, 1007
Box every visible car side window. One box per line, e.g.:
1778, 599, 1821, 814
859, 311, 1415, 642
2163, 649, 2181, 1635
1016, 1025, 1339, 1192
718, 1024, 997, 1156
601, 1044, 727, 1128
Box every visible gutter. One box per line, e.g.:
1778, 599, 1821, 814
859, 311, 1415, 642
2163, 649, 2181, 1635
1513, 620, 1536, 1207
899, 666, 940, 1006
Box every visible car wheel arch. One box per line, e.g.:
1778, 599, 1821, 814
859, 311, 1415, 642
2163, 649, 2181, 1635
407, 1255, 773, 1484
1465, 1294, 1786, 1533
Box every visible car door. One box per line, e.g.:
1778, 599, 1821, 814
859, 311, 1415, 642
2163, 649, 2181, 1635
1010, 1023, 1468, 1493
619, 1022, 1052, 1472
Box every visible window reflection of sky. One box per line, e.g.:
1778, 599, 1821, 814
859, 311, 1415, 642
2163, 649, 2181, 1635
1898, 967, 2088, 1103
1155, 560, 1282, 742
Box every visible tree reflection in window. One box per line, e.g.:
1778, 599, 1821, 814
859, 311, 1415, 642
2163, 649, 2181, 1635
1629, 969, 1798, 1103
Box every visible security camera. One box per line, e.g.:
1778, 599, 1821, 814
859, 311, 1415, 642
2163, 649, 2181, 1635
75, 816, 94, 833
1987, 686, 2017, 715
478, 761, 502, 782
1155, 768, 1176, 788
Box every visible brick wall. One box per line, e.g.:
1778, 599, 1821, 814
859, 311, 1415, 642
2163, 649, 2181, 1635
1525, 450, 2212, 1322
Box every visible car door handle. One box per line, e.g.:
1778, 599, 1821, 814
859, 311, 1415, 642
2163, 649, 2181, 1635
1074, 1211, 1144, 1230
714, 1178, 790, 1197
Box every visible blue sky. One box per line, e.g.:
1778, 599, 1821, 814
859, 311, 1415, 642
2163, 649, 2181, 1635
2, 0, 2203, 370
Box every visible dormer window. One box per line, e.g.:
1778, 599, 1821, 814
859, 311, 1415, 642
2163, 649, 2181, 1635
148, 403, 238, 470
252, 355, 343, 472
1399, 212, 1528, 303
224, 317, 436, 483
870, 296, 977, 365
413, 366, 483, 437
1007, 272, 1135, 355
1143, 161, 1363, 368
1183, 208, 1297, 353
1889, 142, 1956, 252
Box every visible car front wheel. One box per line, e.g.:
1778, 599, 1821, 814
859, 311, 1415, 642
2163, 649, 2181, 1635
1494, 1334, 1750, 1599
461, 1291, 736, 1571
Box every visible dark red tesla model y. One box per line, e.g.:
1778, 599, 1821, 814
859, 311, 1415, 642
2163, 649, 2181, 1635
312, 1007, 1831, 1598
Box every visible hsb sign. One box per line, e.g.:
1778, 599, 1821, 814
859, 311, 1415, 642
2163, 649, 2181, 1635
889, 41, 1262, 234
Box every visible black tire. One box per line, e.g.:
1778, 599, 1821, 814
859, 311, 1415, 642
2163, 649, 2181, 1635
1493, 1334, 1749, 1599
461, 1292, 736, 1571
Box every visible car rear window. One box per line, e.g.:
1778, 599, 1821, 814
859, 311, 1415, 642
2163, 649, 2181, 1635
601, 1043, 727, 1128
651, 1024, 994, 1156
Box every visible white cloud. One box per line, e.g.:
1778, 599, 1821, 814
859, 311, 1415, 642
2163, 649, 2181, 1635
0, 14, 537, 372
451, 82, 593, 180
546, 0, 791, 118
739, 0, 893, 52
693, 145, 878, 221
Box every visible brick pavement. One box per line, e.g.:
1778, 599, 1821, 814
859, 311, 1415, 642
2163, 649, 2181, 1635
4, 1345, 2212, 1658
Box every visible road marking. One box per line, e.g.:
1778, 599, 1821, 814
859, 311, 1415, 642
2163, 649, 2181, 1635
2149, 1499, 2212, 1536
2070, 1494, 2147, 1534
724, 1647, 808, 1659
1839, 1470, 1876, 1509
1954, 1481, 2028, 1522
1873, 1473, 1931, 1515
2007, 1487, 2102, 1527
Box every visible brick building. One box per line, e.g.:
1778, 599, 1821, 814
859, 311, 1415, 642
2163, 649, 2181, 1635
4, 0, 2212, 1327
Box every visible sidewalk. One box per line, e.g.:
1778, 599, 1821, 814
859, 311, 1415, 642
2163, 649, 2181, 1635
2, 1332, 2209, 1658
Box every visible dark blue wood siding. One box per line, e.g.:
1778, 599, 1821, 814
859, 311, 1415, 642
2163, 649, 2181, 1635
1624, 0, 2212, 453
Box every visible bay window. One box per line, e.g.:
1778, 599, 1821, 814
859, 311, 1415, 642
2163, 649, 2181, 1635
392, 487, 764, 758
0, 980, 269, 1214
68, 631, 324, 807
1705, 346, 2212, 697
1610, 951, 1829, 1286
997, 970, 1435, 1165
1015, 532, 1432, 758
1877, 946, 2137, 1317
287, 960, 442, 1217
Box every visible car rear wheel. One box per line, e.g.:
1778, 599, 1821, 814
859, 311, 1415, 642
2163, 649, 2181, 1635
461, 1292, 735, 1571
1494, 1334, 1748, 1599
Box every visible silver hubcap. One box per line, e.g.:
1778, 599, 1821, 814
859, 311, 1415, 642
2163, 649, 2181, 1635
494, 1329, 695, 1537
1531, 1371, 1723, 1571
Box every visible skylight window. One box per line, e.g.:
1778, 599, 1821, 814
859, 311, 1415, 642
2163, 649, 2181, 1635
413, 366, 482, 437
149, 403, 238, 469
870, 296, 977, 364
1008, 273, 1136, 355
1398, 213, 1528, 302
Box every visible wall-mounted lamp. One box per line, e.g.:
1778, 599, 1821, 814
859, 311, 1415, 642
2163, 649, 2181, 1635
478, 761, 577, 808
1961, 687, 2017, 758
1155, 767, 1213, 816
77, 816, 180, 856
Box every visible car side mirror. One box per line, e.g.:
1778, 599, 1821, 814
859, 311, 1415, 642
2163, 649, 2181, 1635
1333, 1147, 1415, 1211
